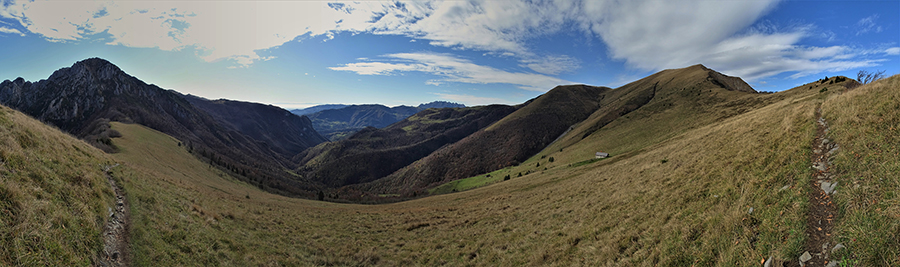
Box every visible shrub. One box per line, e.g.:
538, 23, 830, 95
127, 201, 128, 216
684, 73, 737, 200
503, 175, 510, 181
548, 157, 554, 163
857, 70, 886, 84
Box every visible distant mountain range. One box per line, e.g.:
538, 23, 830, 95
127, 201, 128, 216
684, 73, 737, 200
291, 101, 465, 140
294, 104, 516, 188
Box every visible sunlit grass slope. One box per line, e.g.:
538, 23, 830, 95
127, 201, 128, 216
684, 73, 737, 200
111, 77, 847, 265
823, 75, 900, 265
0, 105, 115, 266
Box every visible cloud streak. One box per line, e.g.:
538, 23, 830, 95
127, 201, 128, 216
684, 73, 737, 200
330, 53, 572, 91
433, 93, 507, 106
0, 26, 24, 36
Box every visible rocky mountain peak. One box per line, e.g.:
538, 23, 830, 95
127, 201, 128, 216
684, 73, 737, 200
47, 57, 130, 86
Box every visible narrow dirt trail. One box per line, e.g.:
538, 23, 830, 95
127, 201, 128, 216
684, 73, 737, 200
98, 164, 129, 267
798, 107, 840, 267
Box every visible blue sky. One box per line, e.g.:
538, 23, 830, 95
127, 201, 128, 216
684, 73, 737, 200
0, 0, 897, 109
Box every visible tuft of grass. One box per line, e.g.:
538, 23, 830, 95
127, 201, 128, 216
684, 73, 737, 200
823, 75, 900, 265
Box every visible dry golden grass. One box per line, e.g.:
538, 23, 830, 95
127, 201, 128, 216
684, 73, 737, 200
5, 73, 887, 266
0, 105, 116, 266
823, 75, 900, 265
107, 74, 836, 265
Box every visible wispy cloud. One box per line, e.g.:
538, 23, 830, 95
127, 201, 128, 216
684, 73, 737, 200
520, 55, 580, 75
0, 26, 24, 36
856, 14, 882, 36
433, 93, 507, 106
886, 47, 900, 56
330, 53, 572, 91
697, 32, 885, 80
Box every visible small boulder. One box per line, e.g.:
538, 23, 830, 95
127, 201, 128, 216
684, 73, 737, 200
821, 181, 837, 195
800, 251, 812, 263
832, 243, 845, 254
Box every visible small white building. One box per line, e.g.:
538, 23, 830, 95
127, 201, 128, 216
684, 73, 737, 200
595, 152, 609, 159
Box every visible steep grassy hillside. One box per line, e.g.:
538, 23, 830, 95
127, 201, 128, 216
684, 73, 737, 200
823, 75, 900, 265
545, 64, 768, 162
183, 95, 327, 157
0, 105, 116, 266
371, 84, 610, 194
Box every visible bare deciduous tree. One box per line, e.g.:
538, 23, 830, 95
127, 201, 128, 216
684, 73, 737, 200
857, 70, 886, 84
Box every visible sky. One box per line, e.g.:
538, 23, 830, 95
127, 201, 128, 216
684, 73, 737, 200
0, 0, 897, 109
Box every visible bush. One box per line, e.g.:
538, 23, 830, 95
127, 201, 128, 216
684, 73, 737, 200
503, 175, 510, 181
548, 157, 554, 163
857, 70, 886, 84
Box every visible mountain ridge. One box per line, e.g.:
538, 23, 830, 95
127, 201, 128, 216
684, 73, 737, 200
296, 101, 466, 140
0, 58, 327, 196
294, 104, 517, 189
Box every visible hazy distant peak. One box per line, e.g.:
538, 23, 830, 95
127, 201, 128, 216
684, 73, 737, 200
417, 101, 465, 109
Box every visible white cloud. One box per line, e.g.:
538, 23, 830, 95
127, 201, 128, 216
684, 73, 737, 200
433, 93, 507, 106
520, 55, 581, 75
856, 14, 883, 36
350, 0, 884, 81
699, 33, 883, 80
0, 26, 24, 36
576, 0, 779, 71
0, 0, 359, 66
330, 53, 572, 91
885, 47, 900, 56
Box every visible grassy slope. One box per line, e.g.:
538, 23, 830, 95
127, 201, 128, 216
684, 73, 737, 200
823, 75, 900, 265
108, 78, 857, 265
0, 105, 115, 266
373, 84, 608, 194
